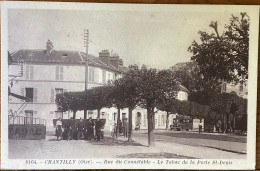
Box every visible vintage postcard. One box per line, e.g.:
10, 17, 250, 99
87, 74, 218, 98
1, 1, 259, 170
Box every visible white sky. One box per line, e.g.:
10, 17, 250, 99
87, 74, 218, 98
8, 9, 236, 69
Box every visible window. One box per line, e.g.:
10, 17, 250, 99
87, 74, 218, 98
25, 88, 37, 103
50, 88, 63, 103
122, 113, 126, 120
55, 88, 63, 94
102, 70, 106, 84
56, 66, 63, 81
55, 111, 63, 119
26, 65, 34, 80
88, 68, 95, 82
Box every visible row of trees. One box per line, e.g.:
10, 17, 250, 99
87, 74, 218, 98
56, 13, 249, 146
56, 68, 247, 146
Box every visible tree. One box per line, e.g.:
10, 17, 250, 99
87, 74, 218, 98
188, 13, 249, 84
120, 69, 142, 142
137, 68, 178, 146
209, 93, 246, 133
109, 79, 128, 138
171, 62, 220, 106
87, 86, 112, 118
56, 91, 85, 119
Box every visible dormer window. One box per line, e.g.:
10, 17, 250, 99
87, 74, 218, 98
62, 54, 68, 58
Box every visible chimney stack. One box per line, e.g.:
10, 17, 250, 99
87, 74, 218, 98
99, 50, 110, 65
110, 53, 120, 69
46, 39, 54, 56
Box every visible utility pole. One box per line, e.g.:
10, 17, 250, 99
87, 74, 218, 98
84, 28, 89, 119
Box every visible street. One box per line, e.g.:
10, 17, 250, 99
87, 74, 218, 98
9, 129, 246, 159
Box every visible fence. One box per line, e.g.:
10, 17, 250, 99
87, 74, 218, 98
8, 115, 46, 125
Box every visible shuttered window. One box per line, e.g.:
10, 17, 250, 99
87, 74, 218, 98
88, 68, 95, 82
56, 66, 59, 80
56, 66, 64, 81
26, 65, 34, 80
102, 70, 106, 83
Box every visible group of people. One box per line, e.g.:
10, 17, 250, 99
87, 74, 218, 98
55, 117, 103, 141
112, 118, 129, 137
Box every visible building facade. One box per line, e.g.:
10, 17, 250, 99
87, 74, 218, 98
8, 40, 189, 130
8, 41, 125, 127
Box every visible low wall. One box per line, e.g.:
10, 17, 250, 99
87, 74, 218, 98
8, 125, 46, 140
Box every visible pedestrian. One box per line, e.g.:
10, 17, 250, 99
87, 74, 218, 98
123, 118, 129, 137
87, 117, 94, 140
198, 121, 202, 134
69, 117, 77, 140
56, 118, 62, 141
95, 117, 102, 141
77, 117, 85, 140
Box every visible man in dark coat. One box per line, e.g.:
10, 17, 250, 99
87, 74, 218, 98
69, 117, 77, 140
95, 117, 102, 141
77, 118, 85, 140
87, 118, 94, 140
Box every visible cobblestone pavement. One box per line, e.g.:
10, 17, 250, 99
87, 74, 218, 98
9, 129, 246, 159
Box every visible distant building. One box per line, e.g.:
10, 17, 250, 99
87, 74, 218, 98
221, 80, 248, 99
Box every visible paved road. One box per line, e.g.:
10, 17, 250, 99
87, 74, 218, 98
9, 129, 246, 159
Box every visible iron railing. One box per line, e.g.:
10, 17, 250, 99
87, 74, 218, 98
8, 115, 46, 125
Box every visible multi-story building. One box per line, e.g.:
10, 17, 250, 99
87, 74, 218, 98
8, 40, 189, 130
8, 40, 126, 127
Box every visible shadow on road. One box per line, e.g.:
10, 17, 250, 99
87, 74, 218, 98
153, 132, 246, 143
117, 152, 196, 159
88, 137, 146, 147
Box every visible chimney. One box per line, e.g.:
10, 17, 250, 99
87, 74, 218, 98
110, 53, 120, 69
129, 64, 138, 70
99, 50, 110, 65
46, 39, 54, 56
119, 59, 123, 66
141, 64, 147, 70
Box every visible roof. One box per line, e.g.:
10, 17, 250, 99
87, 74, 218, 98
11, 49, 127, 73
177, 84, 189, 93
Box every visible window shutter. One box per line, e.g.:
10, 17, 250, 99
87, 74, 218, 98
33, 88, 37, 103
50, 89, 54, 103
92, 68, 95, 82
56, 66, 59, 80
30, 66, 34, 80
26, 65, 30, 79
102, 70, 106, 83
21, 88, 24, 102
60, 67, 63, 80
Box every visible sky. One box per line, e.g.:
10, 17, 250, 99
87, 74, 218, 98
8, 9, 235, 69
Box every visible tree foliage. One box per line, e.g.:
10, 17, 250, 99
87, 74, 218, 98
188, 13, 249, 83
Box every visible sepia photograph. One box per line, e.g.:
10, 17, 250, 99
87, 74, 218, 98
1, 1, 259, 170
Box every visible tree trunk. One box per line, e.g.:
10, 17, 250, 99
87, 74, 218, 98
116, 108, 121, 138
84, 110, 87, 119
223, 113, 227, 134
147, 107, 155, 147
128, 107, 133, 142
97, 109, 101, 118
73, 111, 76, 119
165, 112, 169, 130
